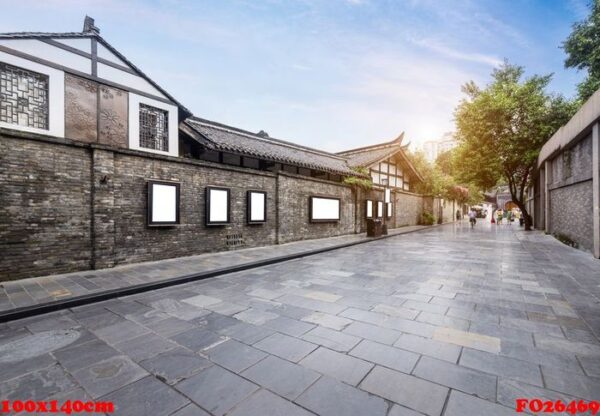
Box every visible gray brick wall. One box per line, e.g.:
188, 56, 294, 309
0, 135, 93, 280
1, 132, 437, 280
549, 181, 594, 250
277, 173, 355, 244
547, 134, 594, 251
394, 192, 424, 226
108, 151, 278, 266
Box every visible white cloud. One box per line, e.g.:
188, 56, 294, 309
411, 38, 503, 67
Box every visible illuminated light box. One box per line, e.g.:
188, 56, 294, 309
247, 191, 267, 224
366, 200, 374, 219
387, 202, 393, 218
147, 181, 180, 226
206, 187, 231, 226
310, 196, 340, 223
377, 201, 384, 218
385, 188, 391, 203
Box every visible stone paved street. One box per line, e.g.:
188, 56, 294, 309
1, 221, 600, 416
0, 226, 426, 312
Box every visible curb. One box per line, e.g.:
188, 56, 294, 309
0, 225, 437, 323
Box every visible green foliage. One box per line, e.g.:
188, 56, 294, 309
343, 166, 372, 190
420, 211, 435, 226
406, 149, 483, 206
563, 0, 600, 102
454, 62, 576, 230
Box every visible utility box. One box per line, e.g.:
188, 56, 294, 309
367, 219, 383, 237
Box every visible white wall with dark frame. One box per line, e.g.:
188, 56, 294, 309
147, 180, 180, 226
0, 51, 65, 138
310, 196, 341, 223
206, 186, 231, 226
128, 93, 179, 157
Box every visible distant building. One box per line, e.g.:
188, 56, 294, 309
421, 132, 457, 162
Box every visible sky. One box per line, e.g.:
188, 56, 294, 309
0, 0, 589, 152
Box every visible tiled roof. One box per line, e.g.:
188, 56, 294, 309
186, 118, 362, 177
341, 146, 399, 168
337, 133, 424, 182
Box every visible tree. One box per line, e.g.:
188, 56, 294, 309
563, 0, 600, 102
454, 62, 576, 230
408, 149, 483, 207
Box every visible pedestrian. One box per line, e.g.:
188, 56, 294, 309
507, 210, 513, 225
496, 209, 503, 225
468, 209, 477, 228
456, 210, 461, 221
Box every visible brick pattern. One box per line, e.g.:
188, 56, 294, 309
277, 173, 355, 244
547, 134, 594, 250
0, 136, 92, 280
549, 182, 594, 250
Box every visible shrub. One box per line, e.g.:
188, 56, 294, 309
420, 211, 435, 225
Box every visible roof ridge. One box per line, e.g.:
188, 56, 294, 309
336, 132, 404, 155
0, 32, 91, 38
188, 117, 347, 161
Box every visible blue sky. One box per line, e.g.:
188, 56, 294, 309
0, 0, 588, 151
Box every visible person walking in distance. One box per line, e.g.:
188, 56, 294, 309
468, 209, 477, 228
496, 209, 503, 225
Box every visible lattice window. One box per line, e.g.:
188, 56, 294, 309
0, 62, 49, 130
139, 104, 168, 151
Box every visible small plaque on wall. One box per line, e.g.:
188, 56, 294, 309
377, 201, 384, 218
247, 191, 267, 224
206, 187, 231, 226
310, 196, 340, 223
147, 181, 180, 226
366, 200, 374, 219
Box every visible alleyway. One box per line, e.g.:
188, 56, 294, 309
1, 222, 599, 416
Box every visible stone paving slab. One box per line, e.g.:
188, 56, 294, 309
0, 222, 599, 415
0, 226, 427, 314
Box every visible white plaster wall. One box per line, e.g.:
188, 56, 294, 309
128, 93, 178, 157
0, 39, 91, 74
0, 50, 64, 138
96, 43, 127, 66
54, 38, 91, 54
98, 63, 166, 98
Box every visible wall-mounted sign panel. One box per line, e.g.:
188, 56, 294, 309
247, 191, 267, 224
206, 187, 230, 226
366, 200, 374, 219
310, 196, 340, 223
385, 188, 391, 203
377, 201, 384, 218
147, 181, 180, 226
387, 202, 393, 218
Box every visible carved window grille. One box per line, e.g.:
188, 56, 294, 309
139, 104, 168, 151
0, 62, 49, 130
